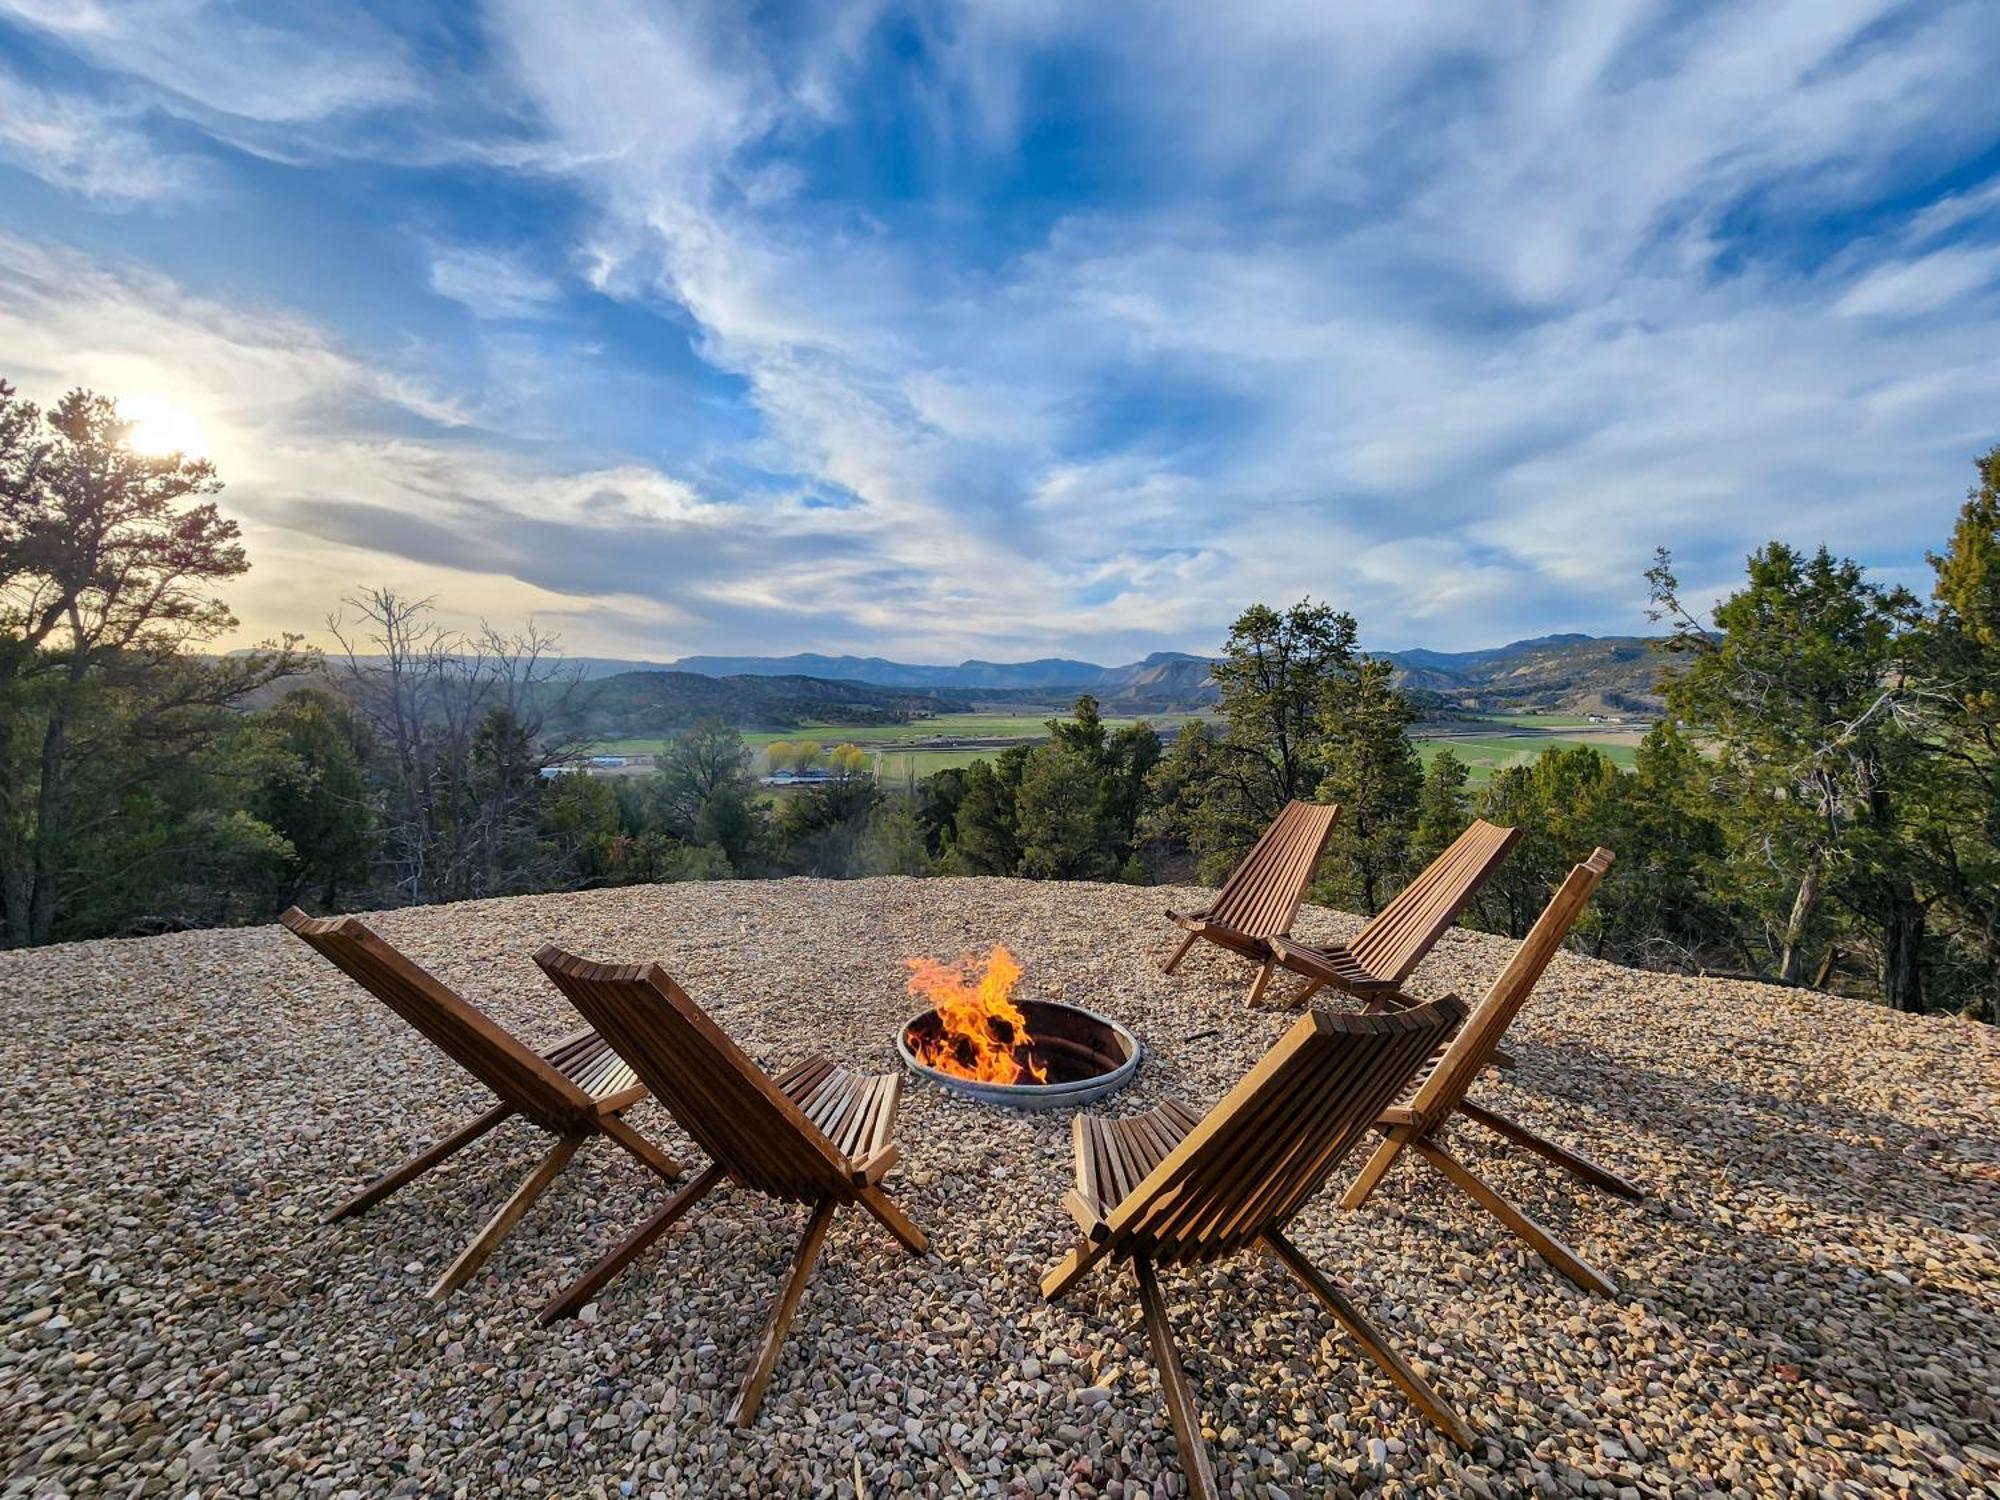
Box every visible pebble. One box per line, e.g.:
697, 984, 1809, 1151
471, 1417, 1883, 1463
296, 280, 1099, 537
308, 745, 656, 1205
1, 875, 1993, 1498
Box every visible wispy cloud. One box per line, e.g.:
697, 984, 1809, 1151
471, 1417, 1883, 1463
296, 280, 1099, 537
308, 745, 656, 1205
0, 64, 203, 202
2, 1, 1998, 660
426, 244, 564, 321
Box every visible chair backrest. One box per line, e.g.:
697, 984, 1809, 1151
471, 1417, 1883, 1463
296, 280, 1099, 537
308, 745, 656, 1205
534, 946, 855, 1202
1348, 818, 1521, 984
1103, 996, 1467, 1264
1410, 847, 1614, 1121
280, 908, 587, 1129
1206, 800, 1341, 940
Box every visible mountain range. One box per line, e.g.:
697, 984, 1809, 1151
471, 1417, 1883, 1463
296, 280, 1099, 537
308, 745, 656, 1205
553, 635, 1673, 715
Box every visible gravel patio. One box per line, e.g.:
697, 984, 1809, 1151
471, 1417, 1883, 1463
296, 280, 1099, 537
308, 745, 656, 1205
3, 875, 1997, 1498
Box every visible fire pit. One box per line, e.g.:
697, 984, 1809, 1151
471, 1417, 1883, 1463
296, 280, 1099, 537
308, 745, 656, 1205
897, 947, 1140, 1111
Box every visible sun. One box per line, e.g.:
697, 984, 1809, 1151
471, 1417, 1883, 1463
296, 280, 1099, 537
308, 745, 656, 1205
121, 396, 209, 458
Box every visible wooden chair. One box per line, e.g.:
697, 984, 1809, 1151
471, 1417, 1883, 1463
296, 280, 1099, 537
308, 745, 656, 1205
279, 909, 682, 1299
1338, 849, 1644, 1297
1041, 996, 1474, 1499
531, 945, 929, 1427
1269, 818, 1520, 1006
1163, 799, 1341, 1004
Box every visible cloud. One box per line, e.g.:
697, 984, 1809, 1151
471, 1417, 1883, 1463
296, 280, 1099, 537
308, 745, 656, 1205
1837, 246, 2000, 318
0, 0, 418, 124
0, 64, 204, 202
426, 245, 564, 321
4, 2, 2000, 660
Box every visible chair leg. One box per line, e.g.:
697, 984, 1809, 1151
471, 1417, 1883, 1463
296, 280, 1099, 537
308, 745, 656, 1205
730, 1198, 838, 1427
325, 1103, 513, 1223
1132, 1256, 1221, 1500
595, 1112, 684, 1183
856, 1186, 928, 1254
1413, 1138, 1617, 1297
1339, 1124, 1418, 1211
1458, 1100, 1643, 1199
539, 1162, 728, 1324
1163, 932, 1198, 974
429, 1134, 583, 1299
1293, 976, 1326, 1006
1262, 1230, 1474, 1449
1246, 961, 1276, 1007
1039, 1236, 1113, 1301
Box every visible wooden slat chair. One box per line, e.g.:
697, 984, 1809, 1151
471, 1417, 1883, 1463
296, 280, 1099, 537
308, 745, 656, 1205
531, 945, 929, 1427
1338, 848, 1644, 1297
1041, 996, 1475, 1500
1163, 799, 1341, 1004
279, 909, 681, 1299
1269, 818, 1521, 1006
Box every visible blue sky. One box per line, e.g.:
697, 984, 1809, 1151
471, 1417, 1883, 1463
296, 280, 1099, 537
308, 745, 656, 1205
3, 2, 1999, 662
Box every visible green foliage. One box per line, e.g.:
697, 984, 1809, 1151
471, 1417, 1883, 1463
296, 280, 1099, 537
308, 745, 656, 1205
247, 688, 375, 908
0, 381, 298, 944
1018, 741, 1114, 879
1651, 542, 1924, 1004
1315, 656, 1422, 914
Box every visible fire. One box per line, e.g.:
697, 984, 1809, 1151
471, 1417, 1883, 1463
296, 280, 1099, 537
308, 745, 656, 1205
905, 945, 1048, 1086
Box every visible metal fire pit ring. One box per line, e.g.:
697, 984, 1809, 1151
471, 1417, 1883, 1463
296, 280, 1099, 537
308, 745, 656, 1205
896, 997, 1141, 1112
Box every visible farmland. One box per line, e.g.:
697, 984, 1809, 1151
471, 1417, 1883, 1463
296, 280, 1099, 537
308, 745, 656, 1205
589, 708, 1648, 785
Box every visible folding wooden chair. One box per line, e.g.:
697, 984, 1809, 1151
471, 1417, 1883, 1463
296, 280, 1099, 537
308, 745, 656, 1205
1163, 800, 1341, 1003
279, 909, 681, 1299
1339, 849, 1644, 1296
532, 945, 929, 1426
1042, 996, 1474, 1500
1269, 818, 1520, 1006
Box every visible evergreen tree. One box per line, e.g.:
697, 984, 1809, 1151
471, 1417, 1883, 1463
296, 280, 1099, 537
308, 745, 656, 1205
1017, 741, 1113, 879
1315, 656, 1422, 914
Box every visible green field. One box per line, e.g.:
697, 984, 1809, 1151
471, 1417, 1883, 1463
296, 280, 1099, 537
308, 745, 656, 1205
589, 712, 1211, 764
1467, 711, 1623, 729
591, 711, 1643, 786
1415, 732, 1640, 783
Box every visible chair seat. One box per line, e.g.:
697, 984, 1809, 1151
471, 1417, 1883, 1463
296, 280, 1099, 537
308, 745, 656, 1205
774, 1055, 902, 1168
1074, 1099, 1205, 1219
1268, 935, 1396, 992
542, 1027, 644, 1111
1168, 909, 1275, 961
1376, 1040, 1511, 1127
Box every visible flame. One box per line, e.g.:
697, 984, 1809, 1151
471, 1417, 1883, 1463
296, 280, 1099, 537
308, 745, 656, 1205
906, 945, 1048, 1086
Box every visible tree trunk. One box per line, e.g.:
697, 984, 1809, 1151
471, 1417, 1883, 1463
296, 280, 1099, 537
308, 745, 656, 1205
27, 709, 67, 946
1879, 893, 1925, 1014
1776, 862, 1822, 985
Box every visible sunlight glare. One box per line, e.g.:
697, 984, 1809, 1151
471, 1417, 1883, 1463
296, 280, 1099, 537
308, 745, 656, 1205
122, 396, 209, 458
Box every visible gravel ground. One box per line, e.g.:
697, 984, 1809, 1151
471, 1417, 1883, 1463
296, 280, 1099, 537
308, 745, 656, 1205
3, 875, 1998, 1500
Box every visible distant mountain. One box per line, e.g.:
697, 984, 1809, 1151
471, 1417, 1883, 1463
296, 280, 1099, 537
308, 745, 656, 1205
1381, 634, 1671, 714
666, 651, 1200, 692
652, 638, 1668, 713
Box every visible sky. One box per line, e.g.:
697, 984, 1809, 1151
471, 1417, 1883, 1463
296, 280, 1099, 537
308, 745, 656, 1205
3, 2, 1999, 665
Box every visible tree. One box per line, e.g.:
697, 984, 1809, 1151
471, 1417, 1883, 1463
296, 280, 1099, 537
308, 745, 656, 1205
775, 776, 880, 875
1017, 742, 1113, 879
828, 742, 870, 779
1906, 445, 2000, 1015
1650, 544, 1926, 1007
785, 739, 824, 774
860, 794, 933, 875
0, 383, 296, 945
1410, 748, 1472, 875
247, 687, 375, 909
1315, 656, 1421, 914
649, 719, 765, 871
327, 591, 572, 904
943, 745, 1030, 874
1207, 599, 1355, 821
